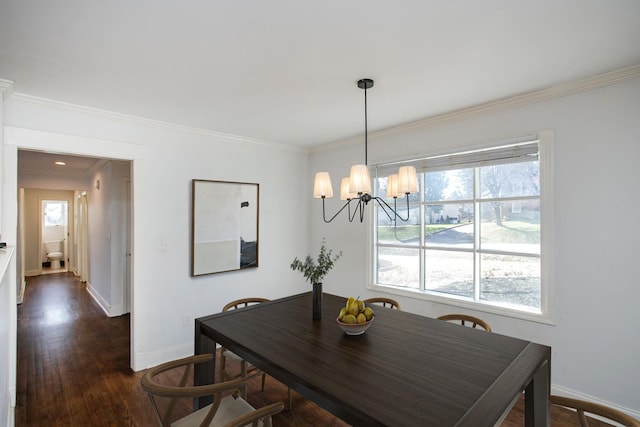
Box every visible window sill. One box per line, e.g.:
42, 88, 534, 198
369, 283, 555, 325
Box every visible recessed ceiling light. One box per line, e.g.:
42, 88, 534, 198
54, 161, 66, 166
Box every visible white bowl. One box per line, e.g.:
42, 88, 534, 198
336, 316, 374, 335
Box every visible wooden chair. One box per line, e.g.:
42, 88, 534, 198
219, 298, 270, 397
220, 298, 293, 410
363, 297, 401, 310
437, 314, 492, 332
141, 353, 284, 427
550, 395, 640, 427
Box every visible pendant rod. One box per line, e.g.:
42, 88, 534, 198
358, 78, 374, 167
364, 83, 368, 166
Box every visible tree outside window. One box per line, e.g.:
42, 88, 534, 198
374, 140, 545, 315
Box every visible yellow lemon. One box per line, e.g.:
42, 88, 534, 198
356, 313, 367, 324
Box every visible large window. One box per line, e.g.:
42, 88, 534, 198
373, 135, 553, 319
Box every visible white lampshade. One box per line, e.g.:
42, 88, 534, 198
313, 172, 333, 198
340, 177, 355, 200
397, 166, 418, 194
386, 174, 400, 198
349, 164, 372, 194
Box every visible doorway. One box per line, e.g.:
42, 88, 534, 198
16, 153, 133, 318
6, 129, 141, 370
40, 199, 69, 275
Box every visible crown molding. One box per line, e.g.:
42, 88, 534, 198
7, 92, 307, 154
0, 79, 14, 98
312, 64, 640, 155
376, 64, 640, 138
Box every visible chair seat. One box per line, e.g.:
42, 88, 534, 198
173, 395, 265, 427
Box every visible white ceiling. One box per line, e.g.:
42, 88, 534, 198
17, 150, 108, 177
1, 1, 640, 147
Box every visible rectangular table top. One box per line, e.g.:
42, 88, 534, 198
196, 292, 550, 426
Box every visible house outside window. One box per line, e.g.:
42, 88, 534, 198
372, 133, 554, 321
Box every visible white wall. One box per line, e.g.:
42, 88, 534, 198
0, 247, 16, 427
2, 95, 311, 372
82, 159, 131, 317
310, 76, 640, 415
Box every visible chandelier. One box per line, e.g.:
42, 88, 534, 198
313, 78, 418, 223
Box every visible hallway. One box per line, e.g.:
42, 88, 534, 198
15, 272, 153, 426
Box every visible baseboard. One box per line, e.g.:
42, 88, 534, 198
134, 343, 193, 371
551, 384, 640, 421
108, 304, 125, 317
85, 282, 128, 318
85, 282, 111, 317
24, 269, 39, 277
17, 279, 26, 304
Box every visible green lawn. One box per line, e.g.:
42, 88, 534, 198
378, 221, 540, 243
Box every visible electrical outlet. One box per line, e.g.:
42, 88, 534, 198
161, 240, 169, 252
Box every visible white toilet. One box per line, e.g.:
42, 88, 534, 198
44, 240, 64, 269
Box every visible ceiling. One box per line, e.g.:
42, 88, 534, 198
1, 1, 640, 148
17, 150, 108, 178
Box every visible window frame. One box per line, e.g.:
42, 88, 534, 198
43, 200, 67, 228
368, 131, 555, 324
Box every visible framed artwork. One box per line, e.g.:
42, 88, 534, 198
191, 179, 259, 276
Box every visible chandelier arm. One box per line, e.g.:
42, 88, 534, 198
374, 195, 411, 222
374, 197, 394, 221
349, 197, 364, 222
321, 197, 353, 223
394, 194, 411, 222
374, 196, 398, 221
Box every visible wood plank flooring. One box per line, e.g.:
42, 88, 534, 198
16, 272, 604, 426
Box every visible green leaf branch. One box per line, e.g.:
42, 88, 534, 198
290, 239, 342, 285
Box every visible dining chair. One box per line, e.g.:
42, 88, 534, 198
220, 297, 293, 410
437, 313, 492, 332
549, 395, 640, 427
141, 353, 284, 427
363, 297, 401, 310
220, 298, 269, 397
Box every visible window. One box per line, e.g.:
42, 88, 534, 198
373, 134, 553, 320
43, 200, 67, 227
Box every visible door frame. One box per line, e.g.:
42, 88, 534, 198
4, 126, 147, 370
39, 198, 71, 274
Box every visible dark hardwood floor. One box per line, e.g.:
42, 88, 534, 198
16, 272, 605, 426
16, 272, 154, 426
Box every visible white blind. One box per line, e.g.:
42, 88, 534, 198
374, 138, 539, 176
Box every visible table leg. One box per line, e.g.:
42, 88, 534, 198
194, 319, 216, 409
525, 359, 550, 427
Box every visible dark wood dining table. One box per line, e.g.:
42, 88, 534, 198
194, 292, 551, 426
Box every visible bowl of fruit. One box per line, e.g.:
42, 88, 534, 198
336, 297, 375, 335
